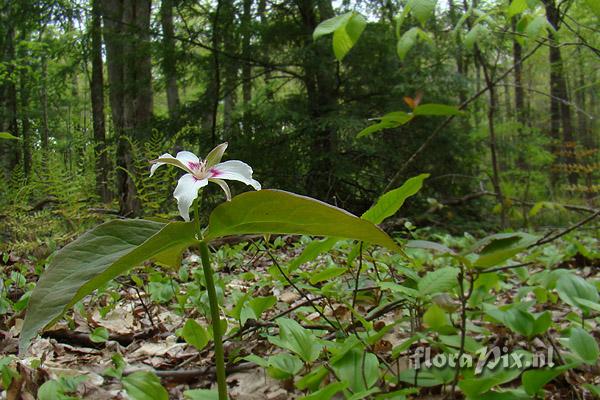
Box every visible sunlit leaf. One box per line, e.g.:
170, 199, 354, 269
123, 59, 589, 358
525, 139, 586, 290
20, 220, 197, 354
418, 267, 460, 296
181, 319, 210, 351
412, 103, 463, 116
407, 0, 438, 25
122, 371, 168, 400
204, 190, 401, 252
0, 132, 21, 140
362, 174, 429, 224
507, 0, 527, 18
568, 327, 599, 364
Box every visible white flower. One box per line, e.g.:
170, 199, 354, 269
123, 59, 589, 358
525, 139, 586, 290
150, 143, 261, 221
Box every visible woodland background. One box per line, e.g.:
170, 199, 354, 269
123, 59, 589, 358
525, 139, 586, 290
0, 0, 597, 249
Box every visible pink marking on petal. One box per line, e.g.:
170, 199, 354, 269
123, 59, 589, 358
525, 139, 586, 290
209, 168, 221, 178
188, 162, 201, 171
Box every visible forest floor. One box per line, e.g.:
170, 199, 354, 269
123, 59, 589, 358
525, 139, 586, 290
1, 210, 600, 399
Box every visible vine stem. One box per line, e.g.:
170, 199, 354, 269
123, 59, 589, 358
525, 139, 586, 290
195, 200, 228, 399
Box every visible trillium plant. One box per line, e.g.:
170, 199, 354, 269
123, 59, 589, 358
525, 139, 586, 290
19, 143, 408, 400
150, 143, 261, 221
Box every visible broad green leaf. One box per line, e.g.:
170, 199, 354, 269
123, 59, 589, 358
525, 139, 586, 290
122, 371, 168, 400
470, 232, 538, 268
531, 311, 552, 337
289, 173, 425, 272
20, 219, 197, 354
476, 388, 531, 400
522, 364, 574, 395
525, 15, 551, 40
357, 111, 414, 137
347, 388, 381, 400
423, 303, 448, 330
503, 307, 534, 337
288, 237, 338, 272
184, 389, 219, 400
295, 366, 329, 391
331, 347, 379, 393
299, 381, 348, 400
418, 267, 459, 296
379, 282, 420, 298
313, 12, 353, 40
573, 297, 600, 312
397, 27, 419, 60
459, 360, 525, 398
268, 318, 323, 363
38, 376, 87, 400
556, 273, 599, 315
248, 296, 277, 318
333, 13, 367, 60
407, 0, 437, 25
181, 319, 210, 351
584, 0, 600, 18
507, 0, 527, 18
309, 266, 347, 284
398, 369, 443, 387
0, 132, 21, 140
267, 353, 303, 379
362, 174, 429, 224
89, 327, 109, 343
464, 24, 488, 50
242, 354, 270, 368
413, 103, 464, 116
568, 327, 599, 365
204, 190, 400, 252
406, 240, 455, 255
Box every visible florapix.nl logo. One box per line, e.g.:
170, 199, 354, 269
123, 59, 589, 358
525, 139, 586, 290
409, 346, 555, 374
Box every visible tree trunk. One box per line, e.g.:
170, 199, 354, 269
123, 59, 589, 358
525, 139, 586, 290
257, 0, 273, 99
299, 0, 337, 201
241, 0, 253, 106
160, 0, 180, 120
544, 0, 577, 186
512, 20, 527, 169
3, 22, 19, 170
18, 31, 32, 177
40, 53, 49, 153
101, 0, 148, 217
478, 50, 506, 228
91, 0, 111, 202
222, 0, 238, 137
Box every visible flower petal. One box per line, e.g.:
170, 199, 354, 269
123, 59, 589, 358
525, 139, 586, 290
204, 143, 228, 168
176, 151, 202, 172
209, 178, 232, 201
173, 173, 208, 221
210, 160, 261, 190
150, 153, 181, 176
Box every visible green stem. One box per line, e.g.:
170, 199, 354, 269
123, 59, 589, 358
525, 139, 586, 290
195, 200, 227, 399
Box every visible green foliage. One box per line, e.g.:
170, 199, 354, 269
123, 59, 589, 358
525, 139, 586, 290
89, 326, 109, 343
181, 319, 210, 351
37, 375, 87, 400
267, 318, 323, 363
407, 0, 438, 25
417, 266, 459, 296
19, 219, 198, 354
204, 190, 401, 252
0, 132, 21, 140
122, 371, 169, 400
567, 327, 599, 365
313, 12, 367, 61
522, 364, 574, 396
